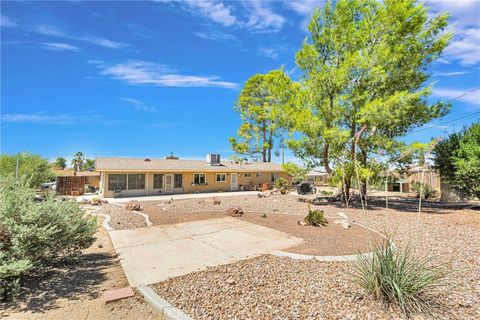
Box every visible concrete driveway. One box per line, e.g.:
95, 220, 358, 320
109, 217, 302, 287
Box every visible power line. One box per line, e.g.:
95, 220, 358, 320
405, 86, 480, 136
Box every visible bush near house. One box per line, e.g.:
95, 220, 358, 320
0, 175, 97, 301
410, 182, 436, 199
274, 177, 290, 194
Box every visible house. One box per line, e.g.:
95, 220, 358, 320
95, 154, 292, 198
306, 169, 329, 186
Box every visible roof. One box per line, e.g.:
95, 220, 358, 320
54, 169, 100, 177
95, 157, 286, 173
307, 170, 328, 177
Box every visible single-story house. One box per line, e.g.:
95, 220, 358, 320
95, 154, 292, 198
306, 169, 329, 186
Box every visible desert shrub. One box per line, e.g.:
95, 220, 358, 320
0, 175, 97, 301
274, 177, 290, 194
352, 237, 448, 315
304, 209, 328, 226
411, 182, 436, 199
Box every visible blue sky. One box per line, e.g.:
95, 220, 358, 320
1, 0, 479, 163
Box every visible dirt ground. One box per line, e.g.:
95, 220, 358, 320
1, 217, 159, 320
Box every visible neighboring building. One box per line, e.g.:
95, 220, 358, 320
95, 154, 292, 198
386, 166, 441, 193
54, 169, 100, 195
306, 169, 329, 186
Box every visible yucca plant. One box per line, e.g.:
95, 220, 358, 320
352, 237, 448, 315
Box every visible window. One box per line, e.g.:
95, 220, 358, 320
256, 173, 263, 177
193, 173, 206, 185
128, 174, 145, 190
108, 174, 126, 191
174, 174, 183, 188
153, 174, 163, 189
244, 173, 252, 178
271, 173, 278, 182
216, 173, 226, 182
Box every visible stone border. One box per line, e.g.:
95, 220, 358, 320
133, 210, 154, 226
138, 286, 192, 320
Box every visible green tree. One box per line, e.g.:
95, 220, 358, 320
288, 0, 451, 203
0, 152, 53, 188
282, 161, 309, 183
230, 69, 298, 162
53, 157, 67, 170
433, 123, 480, 199
71, 151, 84, 172
84, 158, 95, 171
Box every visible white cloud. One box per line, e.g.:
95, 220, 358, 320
433, 87, 480, 105
42, 42, 79, 52
1, 112, 101, 124
99, 61, 238, 89
194, 30, 238, 42
1, 14, 17, 28
284, 0, 323, 30
183, 0, 236, 26
34, 24, 128, 50
35, 24, 66, 37
244, 0, 285, 32
80, 36, 129, 49
432, 70, 471, 76
258, 45, 286, 59
425, 0, 480, 65
119, 97, 157, 112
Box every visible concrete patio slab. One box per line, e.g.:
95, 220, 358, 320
109, 217, 302, 287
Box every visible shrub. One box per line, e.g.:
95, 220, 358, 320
0, 175, 97, 301
274, 177, 290, 194
352, 237, 448, 315
411, 182, 436, 199
304, 209, 328, 226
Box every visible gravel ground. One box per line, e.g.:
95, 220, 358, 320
152, 196, 480, 320
163, 194, 312, 215
101, 204, 147, 230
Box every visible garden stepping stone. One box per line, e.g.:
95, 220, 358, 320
104, 287, 135, 304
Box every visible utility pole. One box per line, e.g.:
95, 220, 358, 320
281, 148, 285, 165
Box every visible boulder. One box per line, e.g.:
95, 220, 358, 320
125, 200, 142, 211
206, 198, 221, 205
225, 206, 244, 217
311, 197, 328, 205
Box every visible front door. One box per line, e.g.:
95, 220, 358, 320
165, 174, 173, 193
231, 173, 238, 191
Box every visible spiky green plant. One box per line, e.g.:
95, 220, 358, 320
304, 209, 328, 227
352, 237, 448, 315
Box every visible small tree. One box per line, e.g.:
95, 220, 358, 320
433, 123, 480, 199
230, 69, 298, 162
0, 152, 53, 188
53, 157, 67, 170
282, 162, 309, 183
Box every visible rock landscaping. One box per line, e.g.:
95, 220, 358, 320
149, 196, 479, 319
100, 204, 147, 230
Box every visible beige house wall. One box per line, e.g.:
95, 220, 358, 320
99, 170, 292, 198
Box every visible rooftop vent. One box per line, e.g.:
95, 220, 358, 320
144, 158, 151, 162
165, 152, 179, 160
207, 154, 221, 166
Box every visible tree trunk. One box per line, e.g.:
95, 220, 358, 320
262, 119, 267, 162
323, 142, 332, 174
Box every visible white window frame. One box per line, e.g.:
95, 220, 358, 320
216, 173, 227, 183
193, 173, 207, 185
